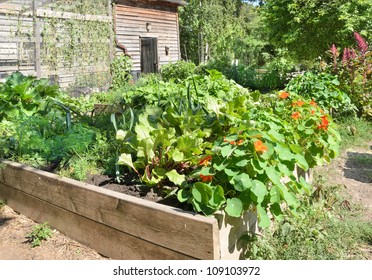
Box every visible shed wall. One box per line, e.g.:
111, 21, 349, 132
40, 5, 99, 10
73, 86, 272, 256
115, 1, 181, 74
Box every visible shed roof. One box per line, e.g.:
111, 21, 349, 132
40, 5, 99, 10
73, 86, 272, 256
160, 0, 186, 5
114, 0, 186, 6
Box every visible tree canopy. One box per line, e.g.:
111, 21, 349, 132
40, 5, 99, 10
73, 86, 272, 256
260, 0, 372, 61
179, 0, 270, 65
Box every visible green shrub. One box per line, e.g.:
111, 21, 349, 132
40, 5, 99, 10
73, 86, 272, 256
160, 60, 196, 82
110, 55, 133, 89
326, 33, 372, 119
285, 71, 357, 117
201, 59, 294, 91
0, 71, 61, 121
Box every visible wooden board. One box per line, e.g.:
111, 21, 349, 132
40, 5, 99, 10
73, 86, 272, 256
0, 160, 220, 260
0, 182, 193, 260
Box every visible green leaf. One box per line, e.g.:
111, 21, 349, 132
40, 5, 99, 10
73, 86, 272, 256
264, 166, 282, 186
277, 163, 293, 176
299, 176, 312, 195
116, 129, 127, 141
257, 205, 270, 228
213, 161, 228, 171
282, 190, 299, 207
233, 173, 252, 191
200, 167, 215, 176
117, 153, 137, 172
209, 186, 226, 208
166, 170, 185, 186
276, 144, 296, 161
233, 148, 246, 156
268, 129, 285, 141
192, 182, 212, 203
295, 154, 309, 171
289, 144, 303, 154
225, 198, 243, 217
236, 159, 249, 167
177, 189, 191, 203
251, 180, 268, 203
238, 189, 252, 208
135, 123, 152, 140
270, 185, 281, 204
270, 203, 284, 221
172, 150, 184, 162
305, 128, 314, 135
224, 168, 239, 177
221, 145, 235, 158
251, 159, 265, 174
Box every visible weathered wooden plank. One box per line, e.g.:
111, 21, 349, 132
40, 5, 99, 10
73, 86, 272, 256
0, 36, 35, 43
116, 3, 177, 14
116, 13, 177, 23
0, 182, 195, 260
33, 0, 41, 78
0, 160, 220, 260
36, 9, 111, 23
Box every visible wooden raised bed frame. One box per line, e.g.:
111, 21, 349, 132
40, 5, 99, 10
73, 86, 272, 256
0, 160, 255, 260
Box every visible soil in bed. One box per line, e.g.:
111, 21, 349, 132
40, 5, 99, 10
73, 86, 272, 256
84, 173, 192, 211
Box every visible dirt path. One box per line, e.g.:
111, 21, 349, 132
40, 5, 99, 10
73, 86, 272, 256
318, 142, 372, 221
0, 206, 108, 260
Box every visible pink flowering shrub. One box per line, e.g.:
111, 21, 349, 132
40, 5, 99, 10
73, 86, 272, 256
328, 32, 371, 118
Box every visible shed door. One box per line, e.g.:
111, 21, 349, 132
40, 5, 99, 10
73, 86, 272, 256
141, 37, 158, 73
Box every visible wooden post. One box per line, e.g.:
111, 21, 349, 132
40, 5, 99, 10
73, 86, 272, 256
33, 0, 41, 78
108, 0, 114, 63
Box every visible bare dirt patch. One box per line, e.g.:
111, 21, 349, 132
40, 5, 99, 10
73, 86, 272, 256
0, 205, 108, 260
318, 143, 372, 221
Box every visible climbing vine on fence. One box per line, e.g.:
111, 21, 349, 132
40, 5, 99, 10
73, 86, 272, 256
7, 0, 113, 90
40, 0, 112, 72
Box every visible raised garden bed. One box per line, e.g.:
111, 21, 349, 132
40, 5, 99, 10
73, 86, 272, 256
0, 160, 256, 260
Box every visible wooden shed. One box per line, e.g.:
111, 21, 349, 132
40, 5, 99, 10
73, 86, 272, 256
0, 0, 185, 90
114, 0, 186, 77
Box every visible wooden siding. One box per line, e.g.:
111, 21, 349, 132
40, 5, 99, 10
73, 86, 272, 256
0, 0, 112, 91
115, 1, 181, 72
1, 0, 182, 87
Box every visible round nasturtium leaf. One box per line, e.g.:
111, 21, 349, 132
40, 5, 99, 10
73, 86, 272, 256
225, 198, 243, 217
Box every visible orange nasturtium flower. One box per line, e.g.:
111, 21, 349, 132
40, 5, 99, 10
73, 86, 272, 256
291, 111, 301, 120
317, 115, 329, 131
199, 174, 213, 182
310, 99, 317, 107
279, 91, 290, 99
294, 100, 305, 107
254, 140, 268, 153
310, 109, 316, 115
199, 155, 212, 166
237, 139, 244, 146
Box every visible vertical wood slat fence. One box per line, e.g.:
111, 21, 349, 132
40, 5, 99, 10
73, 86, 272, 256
0, 0, 113, 91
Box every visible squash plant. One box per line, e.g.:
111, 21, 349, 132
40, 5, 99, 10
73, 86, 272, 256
0, 72, 60, 121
